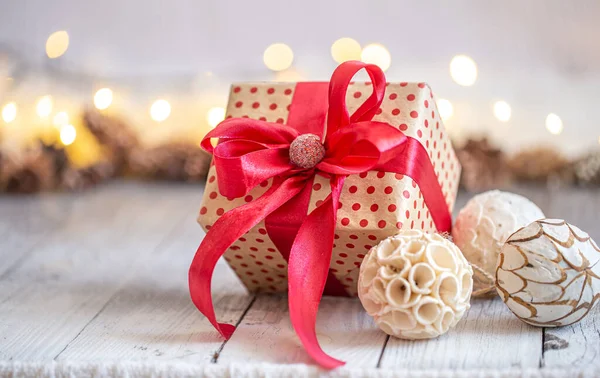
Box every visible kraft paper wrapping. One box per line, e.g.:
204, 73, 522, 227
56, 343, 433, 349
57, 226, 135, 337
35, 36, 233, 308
198, 82, 461, 296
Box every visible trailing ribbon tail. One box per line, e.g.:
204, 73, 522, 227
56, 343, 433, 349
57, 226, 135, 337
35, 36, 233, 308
287, 176, 346, 369
189, 175, 308, 339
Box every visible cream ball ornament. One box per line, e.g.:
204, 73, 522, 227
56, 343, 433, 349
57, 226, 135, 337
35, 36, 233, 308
452, 190, 545, 295
496, 219, 600, 327
358, 230, 473, 340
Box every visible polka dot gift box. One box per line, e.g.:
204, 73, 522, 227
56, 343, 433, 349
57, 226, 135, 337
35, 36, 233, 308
190, 61, 460, 368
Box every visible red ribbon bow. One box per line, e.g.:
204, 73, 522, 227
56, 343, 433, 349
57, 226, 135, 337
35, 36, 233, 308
189, 61, 451, 368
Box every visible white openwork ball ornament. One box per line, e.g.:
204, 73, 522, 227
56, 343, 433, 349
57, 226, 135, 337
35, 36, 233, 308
496, 219, 600, 327
452, 190, 545, 295
358, 230, 473, 340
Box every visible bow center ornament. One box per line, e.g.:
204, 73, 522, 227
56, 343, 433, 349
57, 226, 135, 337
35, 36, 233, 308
289, 133, 326, 168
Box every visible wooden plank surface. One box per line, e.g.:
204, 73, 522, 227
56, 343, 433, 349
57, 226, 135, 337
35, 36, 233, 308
217, 295, 387, 368
57, 210, 252, 363
0, 194, 80, 277
543, 305, 600, 368
0, 183, 198, 361
0, 182, 598, 376
379, 297, 542, 369
536, 185, 600, 368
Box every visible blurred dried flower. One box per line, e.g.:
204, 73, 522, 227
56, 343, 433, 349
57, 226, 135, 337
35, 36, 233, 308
1, 146, 54, 194
508, 146, 571, 183
41, 142, 69, 177
61, 162, 115, 191
573, 150, 600, 186
456, 138, 512, 192
82, 109, 139, 171
128, 142, 210, 181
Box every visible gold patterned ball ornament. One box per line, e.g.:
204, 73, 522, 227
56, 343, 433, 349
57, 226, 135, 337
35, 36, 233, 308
496, 219, 600, 327
358, 230, 473, 340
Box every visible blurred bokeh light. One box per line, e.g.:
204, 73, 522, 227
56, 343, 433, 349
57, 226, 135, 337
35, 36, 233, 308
60, 124, 77, 145
545, 113, 563, 135
437, 99, 453, 122
36, 96, 53, 118
150, 100, 171, 122
263, 43, 294, 72
360, 44, 391, 72
46, 31, 70, 59
2, 102, 17, 123
450, 55, 477, 87
207, 107, 225, 128
331, 38, 361, 64
94, 88, 113, 110
493, 101, 511, 122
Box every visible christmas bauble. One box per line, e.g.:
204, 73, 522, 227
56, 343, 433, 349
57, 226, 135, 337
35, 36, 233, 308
496, 219, 600, 327
452, 190, 545, 295
358, 230, 473, 339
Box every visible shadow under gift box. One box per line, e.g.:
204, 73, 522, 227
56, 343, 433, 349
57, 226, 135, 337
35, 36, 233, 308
197, 81, 461, 296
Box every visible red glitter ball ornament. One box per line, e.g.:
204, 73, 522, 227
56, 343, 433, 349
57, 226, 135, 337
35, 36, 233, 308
289, 133, 326, 169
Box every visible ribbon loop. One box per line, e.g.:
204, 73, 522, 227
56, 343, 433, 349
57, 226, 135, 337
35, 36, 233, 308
326, 61, 386, 137
201, 118, 298, 153
319, 121, 408, 175
201, 118, 297, 198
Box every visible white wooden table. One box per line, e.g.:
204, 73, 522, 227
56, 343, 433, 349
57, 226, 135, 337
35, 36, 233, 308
0, 182, 598, 378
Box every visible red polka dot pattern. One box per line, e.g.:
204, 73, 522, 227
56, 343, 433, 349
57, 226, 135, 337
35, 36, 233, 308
198, 82, 461, 297
200, 171, 289, 293
354, 82, 461, 213
225, 83, 294, 126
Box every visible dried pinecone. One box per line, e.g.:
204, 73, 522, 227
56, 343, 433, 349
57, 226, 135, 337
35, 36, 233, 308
508, 147, 571, 183
40, 142, 69, 177
455, 138, 512, 192
573, 150, 600, 186
128, 142, 210, 181
1, 147, 55, 194
60, 162, 115, 191
82, 109, 139, 171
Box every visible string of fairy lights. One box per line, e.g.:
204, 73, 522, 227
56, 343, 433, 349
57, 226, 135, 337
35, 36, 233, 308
1, 31, 596, 149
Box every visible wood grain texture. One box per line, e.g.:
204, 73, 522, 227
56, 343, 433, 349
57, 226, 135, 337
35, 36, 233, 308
217, 294, 387, 368
538, 185, 600, 368
57, 210, 251, 362
0, 182, 599, 375
0, 194, 81, 277
379, 297, 542, 369
542, 305, 600, 368
0, 183, 197, 361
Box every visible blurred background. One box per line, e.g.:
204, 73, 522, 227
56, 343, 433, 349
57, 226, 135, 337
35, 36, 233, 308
0, 0, 599, 192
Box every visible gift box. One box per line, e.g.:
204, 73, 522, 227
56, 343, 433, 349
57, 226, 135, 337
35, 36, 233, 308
196, 70, 460, 297
190, 62, 460, 368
